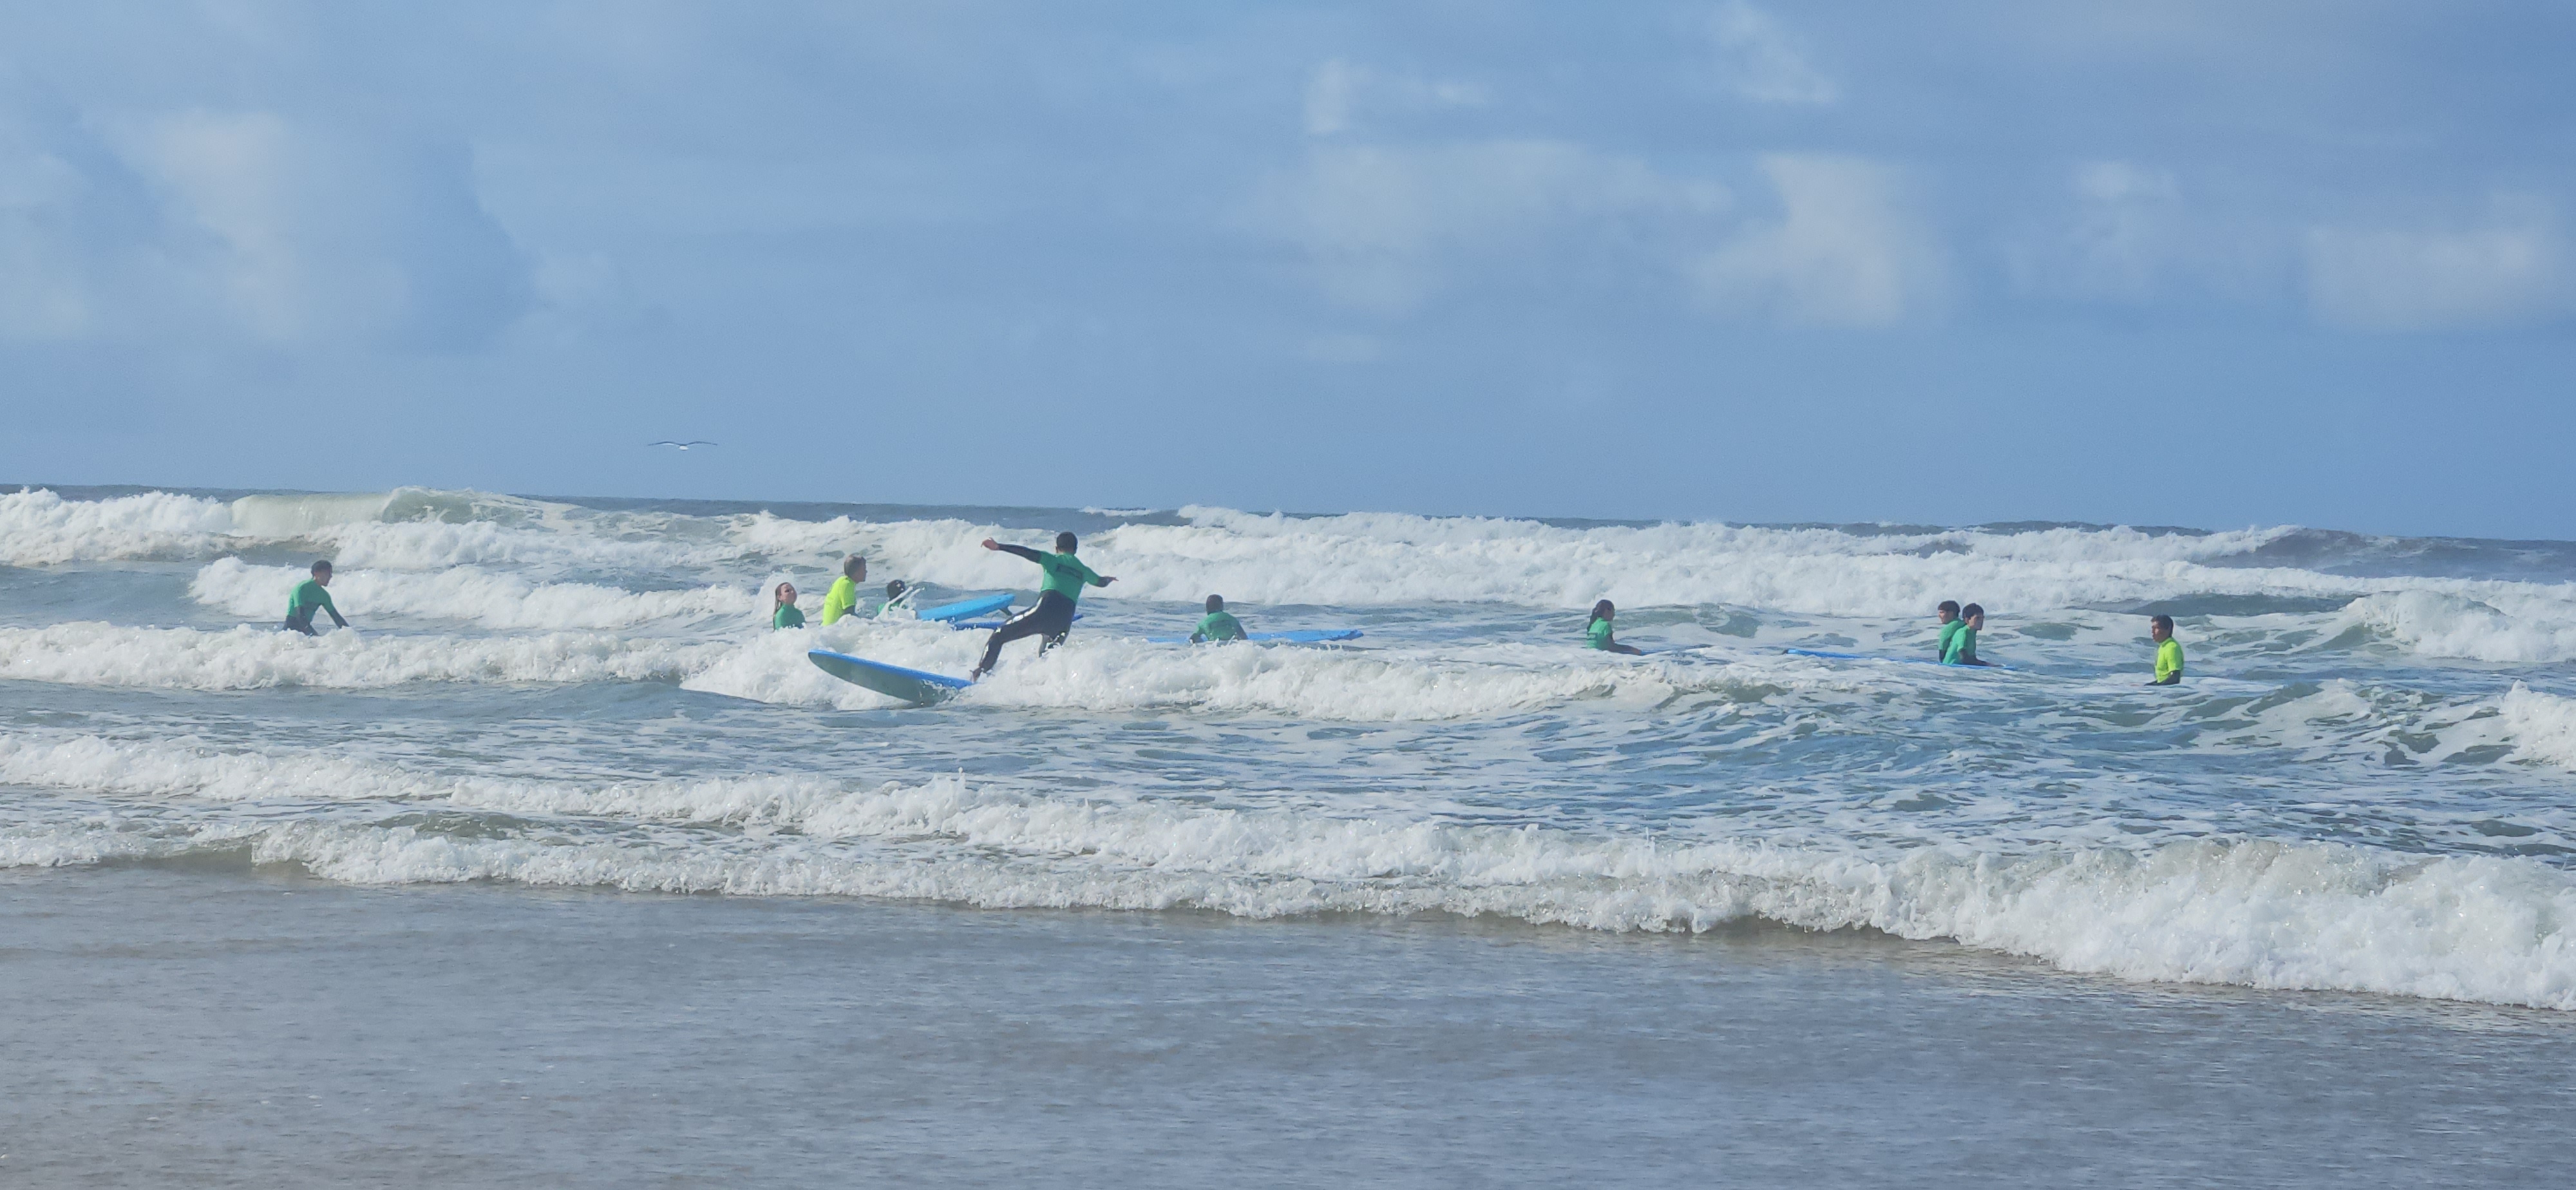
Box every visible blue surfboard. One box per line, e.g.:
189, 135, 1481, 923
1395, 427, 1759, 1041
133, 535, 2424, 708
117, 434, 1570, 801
916, 593, 1015, 623
1784, 647, 2012, 672
808, 649, 974, 705
1146, 628, 1365, 645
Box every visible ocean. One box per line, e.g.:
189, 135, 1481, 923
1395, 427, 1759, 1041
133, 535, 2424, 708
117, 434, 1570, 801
5, 484, 2574, 1185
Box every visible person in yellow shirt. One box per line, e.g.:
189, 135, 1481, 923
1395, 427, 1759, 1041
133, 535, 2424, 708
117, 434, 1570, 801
820, 556, 867, 625
2148, 614, 2184, 685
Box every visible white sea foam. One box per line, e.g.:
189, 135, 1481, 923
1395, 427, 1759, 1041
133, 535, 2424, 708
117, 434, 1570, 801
2343, 590, 2576, 664
0, 623, 720, 690
3, 730, 2571, 1010
2499, 685, 2576, 770
681, 623, 1779, 721
189, 558, 768, 630
32, 487, 2576, 666
0, 489, 238, 565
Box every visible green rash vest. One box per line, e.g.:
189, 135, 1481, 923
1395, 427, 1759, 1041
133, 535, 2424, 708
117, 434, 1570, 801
1936, 619, 1964, 661
1942, 625, 1978, 665
1587, 617, 1616, 650
1036, 552, 1107, 602
1191, 610, 1245, 642
288, 580, 337, 621
2155, 638, 2184, 683
820, 577, 860, 625
773, 603, 806, 630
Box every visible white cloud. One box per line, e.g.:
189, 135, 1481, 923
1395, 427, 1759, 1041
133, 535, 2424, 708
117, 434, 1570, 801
1303, 59, 1486, 138
1710, 2, 1837, 106
2005, 160, 2184, 302
2305, 196, 2571, 331
1694, 155, 1946, 326
1256, 140, 1729, 314
0, 104, 530, 350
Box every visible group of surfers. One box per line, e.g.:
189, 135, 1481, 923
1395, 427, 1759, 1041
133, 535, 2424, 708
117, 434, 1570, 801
283, 529, 2184, 685
1582, 596, 2184, 683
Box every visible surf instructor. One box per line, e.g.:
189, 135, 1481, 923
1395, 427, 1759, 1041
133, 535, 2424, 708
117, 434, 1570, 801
971, 532, 1115, 679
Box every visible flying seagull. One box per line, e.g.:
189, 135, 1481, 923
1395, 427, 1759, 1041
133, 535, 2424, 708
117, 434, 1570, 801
649, 440, 718, 451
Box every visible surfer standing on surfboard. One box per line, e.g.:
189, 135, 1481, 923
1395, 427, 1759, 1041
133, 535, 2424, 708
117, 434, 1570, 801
971, 532, 1115, 679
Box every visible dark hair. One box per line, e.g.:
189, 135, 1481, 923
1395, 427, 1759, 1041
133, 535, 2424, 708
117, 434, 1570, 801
886, 580, 907, 598
2150, 614, 2174, 632
311, 560, 332, 574
842, 555, 866, 579
1055, 531, 1078, 552
1206, 594, 1224, 612
1591, 599, 1615, 621
1962, 603, 1985, 619
1937, 600, 1960, 616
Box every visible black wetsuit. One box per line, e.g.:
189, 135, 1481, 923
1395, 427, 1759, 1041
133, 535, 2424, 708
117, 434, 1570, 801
974, 589, 1078, 675
972, 543, 1105, 677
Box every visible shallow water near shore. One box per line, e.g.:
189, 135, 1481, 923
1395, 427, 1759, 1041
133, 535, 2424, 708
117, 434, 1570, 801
6, 863, 2573, 1188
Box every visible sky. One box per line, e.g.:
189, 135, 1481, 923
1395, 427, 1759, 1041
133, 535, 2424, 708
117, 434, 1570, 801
2, 1, 2571, 538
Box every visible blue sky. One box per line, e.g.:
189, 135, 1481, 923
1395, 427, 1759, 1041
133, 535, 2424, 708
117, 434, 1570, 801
3, 1, 2571, 536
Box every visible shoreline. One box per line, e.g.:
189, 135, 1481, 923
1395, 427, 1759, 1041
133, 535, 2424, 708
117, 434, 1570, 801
6, 864, 2572, 1187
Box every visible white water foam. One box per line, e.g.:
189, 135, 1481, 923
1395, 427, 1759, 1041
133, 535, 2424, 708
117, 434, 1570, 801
189, 558, 768, 630
32, 487, 2576, 666
0, 489, 238, 565
2499, 685, 2576, 770
0, 623, 721, 690
3, 729, 2571, 1010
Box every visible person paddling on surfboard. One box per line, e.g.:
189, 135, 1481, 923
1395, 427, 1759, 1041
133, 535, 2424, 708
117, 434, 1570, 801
1933, 600, 1964, 661
971, 532, 1115, 679
1586, 600, 1644, 656
1942, 603, 1993, 666
282, 560, 349, 636
1191, 595, 1246, 643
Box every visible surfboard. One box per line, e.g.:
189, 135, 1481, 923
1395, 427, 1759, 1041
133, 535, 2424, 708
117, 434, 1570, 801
808, 649, 973, 705
916, 593, 1015, 623
1784, 647, 2012, 672
1146, 629, 1365, 644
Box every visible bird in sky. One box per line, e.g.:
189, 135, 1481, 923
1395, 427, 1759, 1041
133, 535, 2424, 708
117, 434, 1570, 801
649, 440, 718, 450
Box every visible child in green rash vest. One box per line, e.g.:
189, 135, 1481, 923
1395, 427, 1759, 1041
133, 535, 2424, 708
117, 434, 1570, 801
1934, 600, 1964, 661
1191, 595, 1245, 643
971, 531, 1117, 678
820, 556, 866, 625
282, 560, 348, 635
772, 581, 805, 630
1586, 600, 1643, 655
1942, 603, 1993, 666
2148, 614, 2184, 685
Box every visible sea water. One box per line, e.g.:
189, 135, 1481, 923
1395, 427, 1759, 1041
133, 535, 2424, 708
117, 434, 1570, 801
5, 485, 2575, 1184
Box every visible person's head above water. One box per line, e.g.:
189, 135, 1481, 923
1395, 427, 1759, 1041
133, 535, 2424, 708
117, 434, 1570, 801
1206, 594, 1224, 612
886, 580, 907, 599
2149, 614, 2174, 641
842, 555, 866, 581
1591, 600, 1615, 621
311, 560, 333, 585
1962, 603, 1985, 628
1937, 600, 1960, 622
773, 581, 796, 605
1056, 531, 1078, 553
